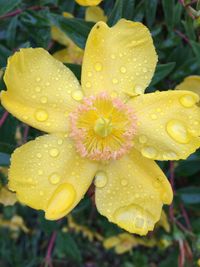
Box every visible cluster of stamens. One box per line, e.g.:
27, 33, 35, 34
69, 92, 137, 161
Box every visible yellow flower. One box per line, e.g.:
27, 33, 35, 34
1, 19, 200, 235
0, 187, 17, 206
197, 258, 200, 266
0, 215, 29, 233
75, 0, 103, 6
103, 233, 156, 254
176, 75, 200, 97
156, 210, 170, 233
52, 7, 106, 64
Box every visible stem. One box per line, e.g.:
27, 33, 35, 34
44, 231, 57, 267
174, 29, 190, 44
23, 125, 29, 143
180, 203, 192, 231
0, 111, 9, 127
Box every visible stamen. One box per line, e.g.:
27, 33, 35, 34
69, 92, 137, 161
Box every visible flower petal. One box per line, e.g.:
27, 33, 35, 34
128, 90, 200, 160
95, 149, 172, 235
85, 6, 107, 22
53, 47, 83, 64
75, 0, 102, 6
81, 19, 157, 98
8, 134, 98, 220
176, 75, 200, 97
1, 48, 83, 133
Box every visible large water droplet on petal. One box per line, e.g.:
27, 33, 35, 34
94, 62, 102, 72
166, 120, 191, 144
35, 109, 48, 122
179, 94, 198, 108
94, 171, 108, 188
141, 146, 157, 159
72, 90, 84, 101
45, 183, 76, 220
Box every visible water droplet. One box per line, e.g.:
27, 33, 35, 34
57, 139, 63, 145
38, 170, 43, 175
94, 62, 102, 72
150, 114, 157, 120
112, 78, 118, 84
36, 77, 41, 82
111, 54, 116, 59
49, 148, 59, 157
35, 109, 48, 122
49, 173, 61, 185
72, 90, 83, 101
111, 91, 118, 98
139, 135, 147, 144
35, 86, 41, 92
135, 85, 143, 94
166, 120, 191, 144
87, 72, 92, 77
94, 171, 108, 188
120, 66, 126, 73
163, 151, 177, 160
40, 96, 48, 104
179, 94, 197, 108
85, 81, 91, 88
36, 153, 42, 158
45, 183, 76, 219
39, 191, 44, 196
141, 146, 157, 159
121, 179, 128, 186
143, 67, 147, 73
153, 176, 163, 188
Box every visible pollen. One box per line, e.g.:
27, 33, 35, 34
69, 92, 137, 161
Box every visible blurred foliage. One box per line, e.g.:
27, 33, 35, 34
0, 0, 200, 266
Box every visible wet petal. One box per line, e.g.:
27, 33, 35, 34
8, 134, 98, 220
95, 149, 172, 235
176, 75, 200, 97
1, 48, 83, 133
85, 6, 107, 22
53, 47, 83, 64
75, 0, 103, 6
81, 19, 157, 98
129, 90, 200, 160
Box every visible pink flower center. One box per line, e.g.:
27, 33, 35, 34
69, 92, 137, 161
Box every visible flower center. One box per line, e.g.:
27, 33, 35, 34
69, 92, 137, 161
94, 117, 113, 138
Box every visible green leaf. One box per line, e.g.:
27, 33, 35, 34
122, 0, 135, 20
0, 45, 11, 68
162, 0, 175, 30
6, 16, 18, 48
150, 62, 176, 86
0, 152, 10, 166
176, 153, 200, 176
191, 40, 200, 64
0, 0, 21, 16
50, 14, 94, 49
107, 0, 123, 26
145, 0, 158, 27
177, 187, 200, 205
55, 232, 82, 264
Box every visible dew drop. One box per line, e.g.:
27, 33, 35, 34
49, 173, 61, 185
72, 90, 84, 101
45, 183, 76, 219
94, 62, 102, 72
49, 148, 59, 157
85, 81, 91, 88
112, 78, 118, 84
35, 109, 48, 122
57, 139, 63, 145
38, 170, 43, 175
121, 179, 128, 186
120, 66, 126, 73
135, 85, 143, 94
139, 135, 147, 144
94, 171, 108, 188
150, 114, 157, 120
166, 120, 191, 144
36, 77, 41, 82
39, 191, 44, 196
40, 96, 48, 104
141, 146, 157, 159
87, 71, 92, 77
179, 94, 197, 108
35, 86, 41, 92
36, 153, 42, 158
